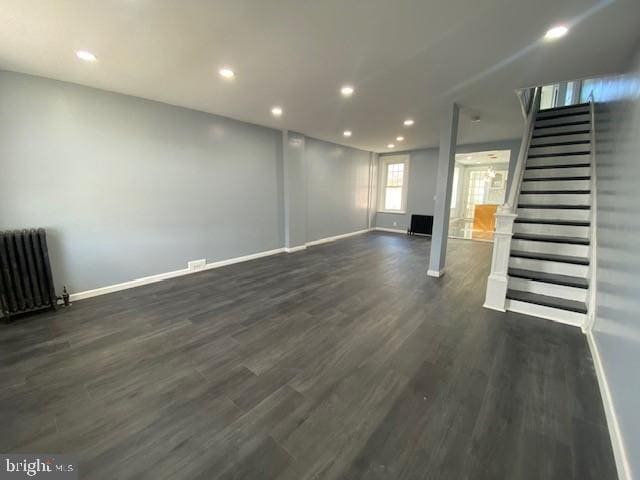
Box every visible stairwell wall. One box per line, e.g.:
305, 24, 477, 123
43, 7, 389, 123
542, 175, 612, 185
590, 49, 640, 479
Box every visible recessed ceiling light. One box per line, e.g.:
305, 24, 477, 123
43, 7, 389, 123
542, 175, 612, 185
387, 143, 395, 149
403, 119, 414, 126
396, 136, 404, 142
467, 155, 473, 160
271, 106, 283, 117
343, 130, 352, 137
340, 85, 354, 97
219, 67, 235, 79
76, 50, 97, 62
544, 25, 569, 41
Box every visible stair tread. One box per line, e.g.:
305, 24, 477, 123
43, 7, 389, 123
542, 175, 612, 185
525, 164, 590, 170
530, 140, 590, 147
532, 129, 591, 138
507, 289, 588, 314
520, 190, 590, 195
518, 204, 591, 210
508, 268, 588, 288
523, 176, 590, 181
528, 151, 591, 158
512, 233, 590, 245
539, 103, 590, 112
514, 218, 590, 226
534, 121, 590, 129
510, 250, 590, 265
535, 111, 590, 121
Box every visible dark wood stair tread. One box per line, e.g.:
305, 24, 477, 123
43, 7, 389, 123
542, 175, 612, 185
528, 151, 591, 159
512, 233, 590, 245
525, 164, 590, 170
510, 250, 589, 265
532, 129, 590, 138
518, 204, 590, 210
520, 190, 590, 195
508, 268, 588, 289
514, 218, 590, 226
507, 289, 588, 314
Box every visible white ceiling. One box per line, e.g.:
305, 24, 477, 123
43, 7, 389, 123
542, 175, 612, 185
1, 0, 639, 153
456, 150, 510, 165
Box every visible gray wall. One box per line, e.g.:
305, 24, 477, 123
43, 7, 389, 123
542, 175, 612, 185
591, 52, 640, 477
0, 70, 378, 294
375, 139, 521, 231
305, 138, 371, 242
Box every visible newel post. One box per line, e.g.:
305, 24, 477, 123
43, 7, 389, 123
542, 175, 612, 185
483, 207, 517, 311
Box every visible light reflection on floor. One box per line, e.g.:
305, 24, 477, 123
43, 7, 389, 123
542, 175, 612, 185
448, 219, 494, 242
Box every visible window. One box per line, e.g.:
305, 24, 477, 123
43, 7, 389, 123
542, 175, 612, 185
378, 155, 410, 213
450, 167, 460, 209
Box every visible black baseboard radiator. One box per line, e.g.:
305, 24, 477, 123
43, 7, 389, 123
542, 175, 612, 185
407, 214, 433, 236
0, 229, 57, 322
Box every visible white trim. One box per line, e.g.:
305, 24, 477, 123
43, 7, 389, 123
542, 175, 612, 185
70, 247, 285, 301
69, 230, 374, 302
305, 228, 371, 247
378, 154, 410, 213
374, 227, 406, 234
505, 299, 585, 328
586, 331, 631, 480
284, 245, 307, 253
377, 210, 406, 215
427, 269, 444, 277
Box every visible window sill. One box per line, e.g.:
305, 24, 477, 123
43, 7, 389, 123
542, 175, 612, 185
377, 210, 406, 215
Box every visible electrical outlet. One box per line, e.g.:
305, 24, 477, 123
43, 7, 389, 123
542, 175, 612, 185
188, 259, 206, 271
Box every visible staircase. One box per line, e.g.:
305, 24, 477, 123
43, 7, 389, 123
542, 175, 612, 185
504, 103, 593, 325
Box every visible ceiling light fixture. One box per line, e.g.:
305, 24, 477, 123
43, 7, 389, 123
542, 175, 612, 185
544, 25, 569, 41
387, 143, 395, 149
219, 67, 235, 79
76, 50, 97, 62
403, 119, 414, 126
271, 106, 283, 117
396, 136, 404, 142
343, 130, 352, 137
340, 85, 354, 97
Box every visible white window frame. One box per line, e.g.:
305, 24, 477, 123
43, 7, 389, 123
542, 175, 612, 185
377, 155, 410, 214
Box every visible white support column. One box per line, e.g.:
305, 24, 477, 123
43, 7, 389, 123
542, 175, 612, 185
282, 130, 307, 252
483, 207, 517, 311
428, 103, 459, 277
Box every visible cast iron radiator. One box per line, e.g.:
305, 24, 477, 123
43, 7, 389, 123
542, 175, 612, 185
407, 214, 433, 236
0, 229, 57, 321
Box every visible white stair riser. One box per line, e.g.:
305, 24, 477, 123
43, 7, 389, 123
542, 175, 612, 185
533, 124, 591, 136
518, 193, 590, 205
508, 277, 588, 302
530, 133, 591, 146
514, 222, 590, 237
529, 144, 590, 156
509, 256, 588, 277
521, 179, 590, 191
535, 114, 590, 127
516, 208, 590, 221
511, 239, 589, 257
537, 106, 590, 118
506, 300, 586, 327
524, 166, 590, 178
526, 154, 590, 167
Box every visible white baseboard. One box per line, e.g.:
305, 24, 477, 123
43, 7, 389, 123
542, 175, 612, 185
427, 269, 444, 278
284, 245, 307, 253
374, 227, 406, 234
586, 331, 631, 480
305, 228, 371, 246
70, 229, 374, 302
70, 247, 285, 301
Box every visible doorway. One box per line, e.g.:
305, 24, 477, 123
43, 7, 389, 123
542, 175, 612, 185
448, 150, 510, 241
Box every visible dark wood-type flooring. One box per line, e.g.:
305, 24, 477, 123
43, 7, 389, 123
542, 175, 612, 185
0, 232, 617, 479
